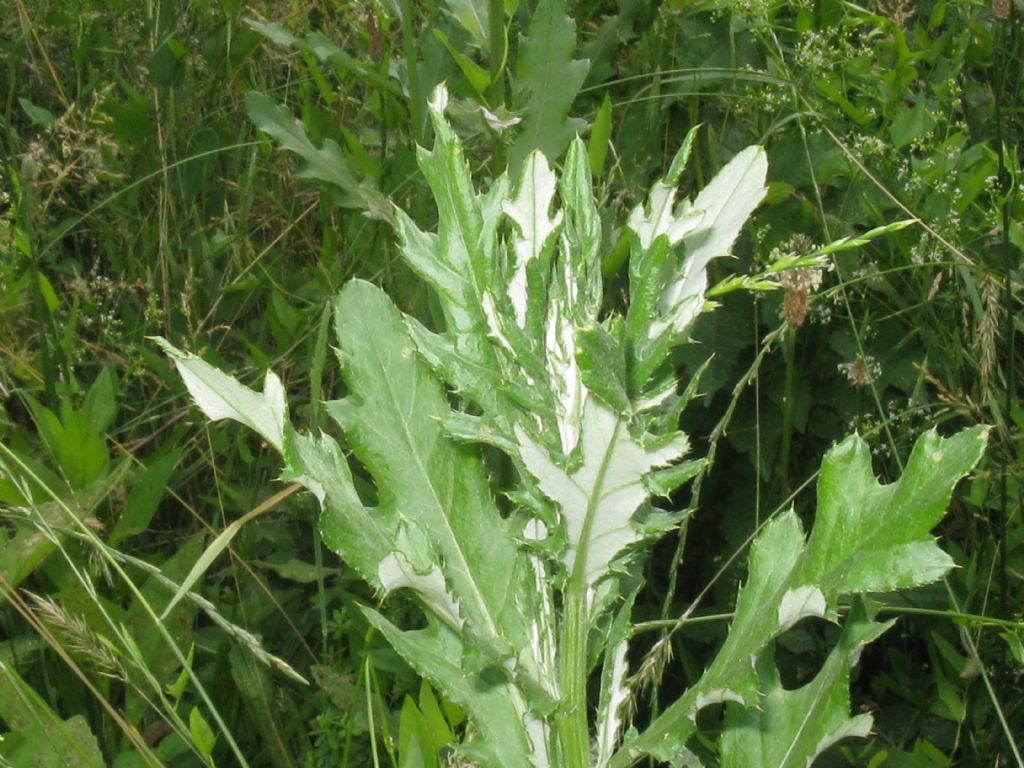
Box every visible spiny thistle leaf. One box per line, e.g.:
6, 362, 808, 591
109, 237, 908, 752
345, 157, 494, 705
502, 150, 563, 328
325, 281, 527, 642
798, 427, 989, 598
720, 600, 888, 768
153, 338, 287, 454
620, 427, 988, 766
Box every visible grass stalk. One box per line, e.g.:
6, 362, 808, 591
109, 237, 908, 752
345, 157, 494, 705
398, 0, 425, 145
0, 444, 253, 768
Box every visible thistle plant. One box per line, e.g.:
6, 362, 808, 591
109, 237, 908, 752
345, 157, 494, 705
158, 86, 987, 767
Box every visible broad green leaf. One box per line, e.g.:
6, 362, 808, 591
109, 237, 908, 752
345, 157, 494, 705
18, 97, 57, 127
254, 555, 341, 584
0, 446, 64, 505
37, 271, 60, 311
798, 426, 990, 601
433, 29, 491, 96
0, 660, 64, 731
418, 681, 456, 751
0, 636, 44, 671
55, 405, 110, 488
890, 102, 937, 150
693, 508, 808, 711
363, 610, 542, 768
720, 601, 890, 768
620, 427, 987, 766
0, 498, 78, 588
328, 281, 525, 637
24, 394, 109, 489
110, 449, 182, 546
0, 450, 127, 587
399, 695, 435, 768
244, 18, 298, 46
329, 281, 556, 761
83, 367, 118, 432
440, 0, 491, 51
575, 323, 629, 415
288, 431, 392, 591
189, 706, 217, 759
0, 714, 105, 768
508, 0, 590, 171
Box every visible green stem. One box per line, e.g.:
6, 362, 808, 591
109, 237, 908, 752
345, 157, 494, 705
778, 324, 796, 496
558, 590, 591, 768
559, 417, 630, 767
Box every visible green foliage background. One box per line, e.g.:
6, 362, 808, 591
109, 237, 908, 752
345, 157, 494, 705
0, 0, 1021, 765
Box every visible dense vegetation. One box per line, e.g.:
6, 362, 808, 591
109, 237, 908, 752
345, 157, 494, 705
0, 1, 1021, 766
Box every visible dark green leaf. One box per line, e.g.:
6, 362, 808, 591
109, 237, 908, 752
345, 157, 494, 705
507, 0, 590, 171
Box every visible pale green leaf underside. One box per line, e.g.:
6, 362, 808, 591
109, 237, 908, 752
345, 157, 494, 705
653, 144, 768, 336
153, 338, 286, 453
658, 144, 769, 311
516, 398, 689, 595
503, 150, 562, 327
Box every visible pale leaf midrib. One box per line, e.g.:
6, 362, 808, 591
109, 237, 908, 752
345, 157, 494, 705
571, 415, 623, 592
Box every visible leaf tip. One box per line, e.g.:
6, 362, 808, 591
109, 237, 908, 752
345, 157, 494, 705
429, 82, 449, 115
778, 585, 827, 633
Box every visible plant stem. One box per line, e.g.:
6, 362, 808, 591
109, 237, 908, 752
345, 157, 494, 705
558, 589, 591, 768
778, 324, 796, 496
